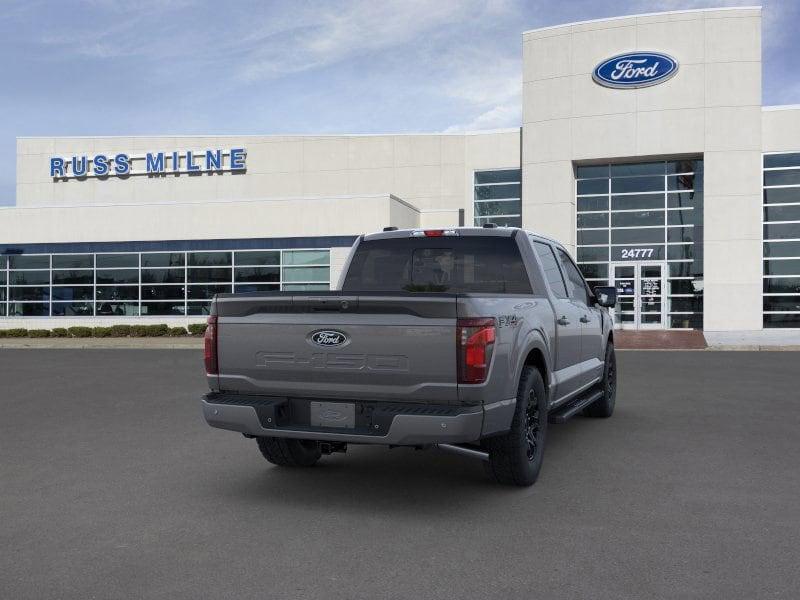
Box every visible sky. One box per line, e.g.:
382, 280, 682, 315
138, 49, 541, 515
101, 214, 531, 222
1, 0, 798, 206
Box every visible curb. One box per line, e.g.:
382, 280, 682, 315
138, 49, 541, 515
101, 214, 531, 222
0, 338, 204, 349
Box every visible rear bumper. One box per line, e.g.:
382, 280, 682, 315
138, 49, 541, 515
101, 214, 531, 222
201, 393, 515, 446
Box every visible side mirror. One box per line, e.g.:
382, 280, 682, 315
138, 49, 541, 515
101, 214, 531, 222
593, 286, 617, 308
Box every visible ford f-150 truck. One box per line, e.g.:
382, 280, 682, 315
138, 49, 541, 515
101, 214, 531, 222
201, 226, 617, 486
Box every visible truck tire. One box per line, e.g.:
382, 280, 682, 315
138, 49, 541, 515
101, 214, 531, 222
256, 437, 321, 467
484, 366, 548, 486
584, 342, 617, 418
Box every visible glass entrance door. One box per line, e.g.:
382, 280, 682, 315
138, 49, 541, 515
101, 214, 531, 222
610, 262, 666, 329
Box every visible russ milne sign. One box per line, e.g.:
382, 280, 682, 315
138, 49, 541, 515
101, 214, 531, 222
593, 52, 678, 89
49, 148, 247, 179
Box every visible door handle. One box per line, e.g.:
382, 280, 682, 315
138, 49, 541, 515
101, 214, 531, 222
557, 316, 570, 326
580, 315, 590, 323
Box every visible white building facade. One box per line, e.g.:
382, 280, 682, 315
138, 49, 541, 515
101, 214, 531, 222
3, 7, 800, 335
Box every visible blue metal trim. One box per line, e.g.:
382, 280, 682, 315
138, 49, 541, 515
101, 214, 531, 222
0, 236, 357, 255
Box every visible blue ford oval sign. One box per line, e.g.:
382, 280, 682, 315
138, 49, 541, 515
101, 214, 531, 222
593, 52, 678, 89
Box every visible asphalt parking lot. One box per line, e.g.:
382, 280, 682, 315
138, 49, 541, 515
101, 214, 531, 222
1, 350, 799, 599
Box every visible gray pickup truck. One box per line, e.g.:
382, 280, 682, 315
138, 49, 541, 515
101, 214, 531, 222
202, 226, 617, 486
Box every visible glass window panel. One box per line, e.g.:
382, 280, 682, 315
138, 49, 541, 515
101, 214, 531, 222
669, 314, 703, 329
187, 284, 232, 300
763, 297, 800, 312
670, 297, 703, 313
52, 270, 92, 285
667, 244, 694, 260
764, 260, 800, 276
141, 285, 185, 300
282, 266, 330, 283
577, 213, 608, 228
764, 314, 800, 328
668, 227, 694, 243
763, 241, 800, 258
10, 286, 50, 301
140, 253, 185, 268
666, 160, 702, 174
577, 229, 608, 245
282, 284, 330, 292
52, 254, 93, 269
764, 170, 800, 187
186, 302, 212, 316
0, 288, 5, 301
611, 228, 665, 244
96, 302, 139, 316
611, 210, 664, 227
764, 205, 800, 223
96, 254, 138, 268
234, 267, 280, 283
669, 262, 696, 277
52, 286, 93, 301
188, 252, 231, 267
667, 192, 701, 209
187, 267, 231, 283
612, 194, 664, 211
577, 196, 608, 212
474, 184, 521, 200
764, 153, 800, 168
140, 302, 185, 316
575, 165, 609, 179
96, 286, 139, 301
763, 278, 800, 294
234, 251, 279, 266
0, 304, 5, 316
96, 269, 138, 284
764, 223, 800, 240
669, 279, 702, 295
578, 263, 608, 279
474, 216, 521, 227
474, 199, 522, 217
142, 268, 185, 284
611, 176, 663, 194
8, 303, 49, 316
10, 270, 50, 285
577, 246, 609, 262
667, 209, 697, 226
282, 250, 329, 266
0, 271, 5, 285
234, 283, 280, 293
9, 255, 49, 269
577, 179, 608, 195
533, 241, 568, 298
610, 162, 664, 176
667, 174, 697, 191
763, 188, 800, 204
557, 248, 590, 304
52, 302, 94, 316
474, 170, 520, 184
611, 246, 665, 261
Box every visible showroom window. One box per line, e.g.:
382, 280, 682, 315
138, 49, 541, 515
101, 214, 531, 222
474, 169, 521, 227
575, 159, 704, 329
763, 152, 800, 328
0, 248, 330, 318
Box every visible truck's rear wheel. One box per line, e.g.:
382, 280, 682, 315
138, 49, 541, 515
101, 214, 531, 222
484, 366, 548, 486
584, 342, 616, 418
256, 437, 321, 467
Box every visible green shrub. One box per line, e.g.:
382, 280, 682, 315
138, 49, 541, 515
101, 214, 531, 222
92, 327, 113, 338
51, 328, 69, 338
167, 326, 188, 337
27, 329, 51, 338
188, 323, 207, 336
5, 328, 28, 338
110, 324, 132, 337
145, 324, 169, 337
0, 330, 7, 338
67, 326, 92, 338
130, 325, 149, 338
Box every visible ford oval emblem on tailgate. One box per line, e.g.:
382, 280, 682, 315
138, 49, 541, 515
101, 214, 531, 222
309, 330, 349, 347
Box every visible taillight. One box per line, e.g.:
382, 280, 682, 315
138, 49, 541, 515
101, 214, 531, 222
457, 317, 496, 384
410, 229, 459, 237
204, 315, 218, 375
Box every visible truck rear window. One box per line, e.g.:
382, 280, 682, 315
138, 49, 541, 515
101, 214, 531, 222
342, 236, 532, 294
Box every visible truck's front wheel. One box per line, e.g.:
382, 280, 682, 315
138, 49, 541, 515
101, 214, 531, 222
256, 437, 321, 467
484, 366, 548, 486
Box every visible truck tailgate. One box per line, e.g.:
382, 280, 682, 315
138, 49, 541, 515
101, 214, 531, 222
215, 294, 458, 404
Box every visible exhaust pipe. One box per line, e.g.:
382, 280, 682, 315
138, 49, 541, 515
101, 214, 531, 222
436, 443, 489, 462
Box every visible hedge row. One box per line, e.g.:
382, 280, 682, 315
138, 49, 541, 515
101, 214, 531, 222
0, 323, 208, 338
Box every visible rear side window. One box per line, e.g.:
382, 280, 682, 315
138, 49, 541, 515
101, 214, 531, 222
532, 241, 568, 299
342, 236, 532, 294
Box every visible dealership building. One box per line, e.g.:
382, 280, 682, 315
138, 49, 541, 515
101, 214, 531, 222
2, 6, 800, 336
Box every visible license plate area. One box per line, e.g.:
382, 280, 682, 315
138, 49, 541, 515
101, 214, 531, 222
309, 401, 356, 429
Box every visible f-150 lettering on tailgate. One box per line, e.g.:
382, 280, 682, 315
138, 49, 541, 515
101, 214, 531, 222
255, 352, 410, 372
